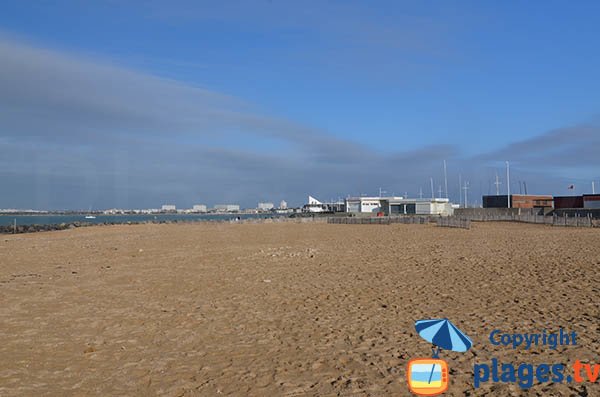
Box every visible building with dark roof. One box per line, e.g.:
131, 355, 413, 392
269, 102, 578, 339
482, 194, 553, 210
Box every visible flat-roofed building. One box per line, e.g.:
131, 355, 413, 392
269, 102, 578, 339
214, 204, 240, 212
554, 196, 584, 209
583, 194, 600, 209
161, 204, 176, 212
345, 196, 403, 213
379, 198, 454, 216
257, 202, 274, 211
192, 204, 207, 213
483, 195, 553, 209
512, 194, 553, 209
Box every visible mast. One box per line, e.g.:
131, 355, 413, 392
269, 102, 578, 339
443, 160, 448, 199
506, 161, 510, 208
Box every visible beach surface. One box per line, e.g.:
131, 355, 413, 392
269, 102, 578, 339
1, 222, 598, 396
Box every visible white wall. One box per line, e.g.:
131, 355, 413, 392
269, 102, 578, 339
360, 200, 381, 213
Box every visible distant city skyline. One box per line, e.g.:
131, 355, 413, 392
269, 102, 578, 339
1, 1, 600, 210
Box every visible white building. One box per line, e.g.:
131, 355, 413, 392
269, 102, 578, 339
257, 202, 274, 211
345, 196, 404, 213
379, 198, 454, 216
161, 204, 176, 212
192, 204, 207, 213
303, 196, 327, 213
214, 204, 240, 212
279, 200, 288, 210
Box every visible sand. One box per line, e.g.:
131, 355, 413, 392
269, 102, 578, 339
0, 222, 598, 396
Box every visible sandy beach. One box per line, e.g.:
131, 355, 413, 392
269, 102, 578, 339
0, 222, 598, 396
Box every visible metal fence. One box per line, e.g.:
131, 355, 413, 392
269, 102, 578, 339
240, 213, 599, 228
235, 216, 328, 224
436, 217, 471, 229
461, 213, 598, 228
327, 216, 435, 225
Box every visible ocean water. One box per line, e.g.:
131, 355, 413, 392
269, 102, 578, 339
0, 213, 285, 227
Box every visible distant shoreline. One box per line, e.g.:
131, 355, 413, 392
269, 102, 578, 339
0, 213, 289, 231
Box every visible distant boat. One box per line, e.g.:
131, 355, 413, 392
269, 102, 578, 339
85, 205, 96, 219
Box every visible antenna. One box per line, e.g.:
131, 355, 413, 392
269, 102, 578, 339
523, 181, 528, 195
593, 181, 596, 194
419, 187, 423, 199
438, 185, 443, 199
463, 181, 469, 208
494, 173, 501, 195
458, 174, 462, 207
443, 160, 448, 199
506, 161, 510, 208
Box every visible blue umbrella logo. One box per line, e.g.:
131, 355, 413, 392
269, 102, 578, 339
414, 318, 472, 385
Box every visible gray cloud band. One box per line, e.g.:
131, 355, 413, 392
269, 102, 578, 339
0, 37, 597, 209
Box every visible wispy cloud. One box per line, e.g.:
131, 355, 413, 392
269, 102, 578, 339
474, 124, 600, 182
137, 0, 457, 82
0, 35, 598, 209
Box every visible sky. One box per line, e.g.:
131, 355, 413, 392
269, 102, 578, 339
1, 0, 600, 210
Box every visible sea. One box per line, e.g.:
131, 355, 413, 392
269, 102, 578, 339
0, 213, 285, 227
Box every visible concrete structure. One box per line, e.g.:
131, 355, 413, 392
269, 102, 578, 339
455, 207, 542, 219
483, 195, 553, 210
257, 202, 274, 211
279, 200, 288, 210
192, 204, 207, 213
213, 204, 240, 212
379, 198, 454, 216
161, 204, 176, 212
553, 208, 600, 219
345, 196, 403, 213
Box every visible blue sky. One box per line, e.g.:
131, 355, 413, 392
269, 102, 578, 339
1, 1, 600, 209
